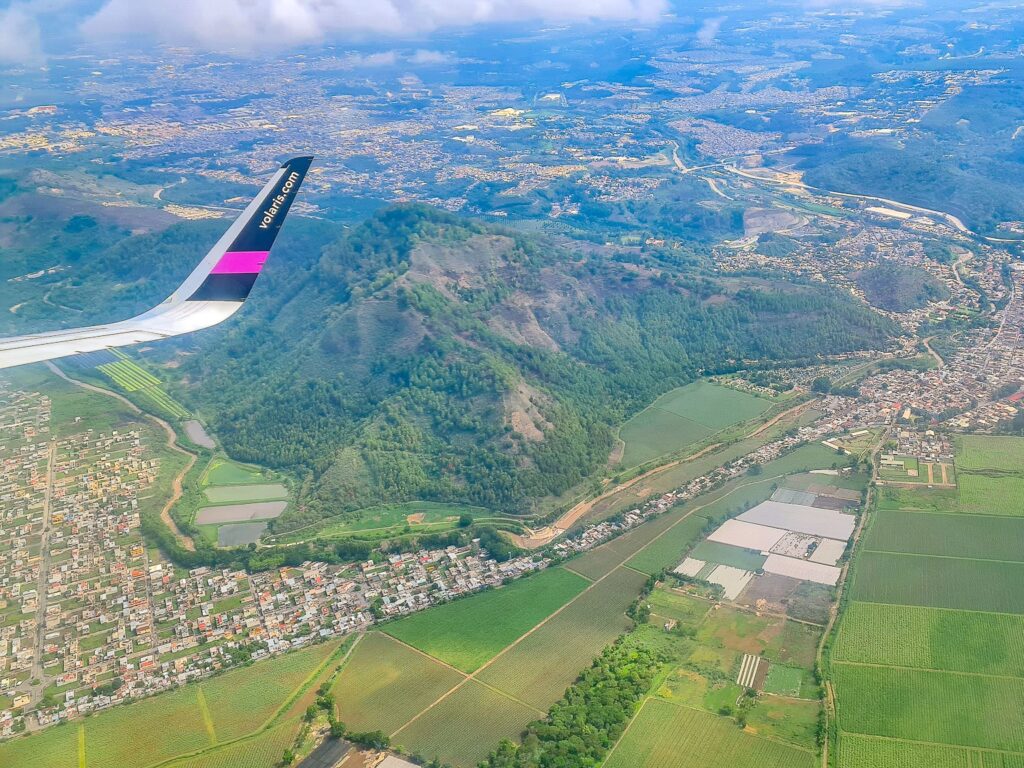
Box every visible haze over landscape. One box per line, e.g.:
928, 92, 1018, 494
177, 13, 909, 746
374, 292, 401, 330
1, 1, 1024, 767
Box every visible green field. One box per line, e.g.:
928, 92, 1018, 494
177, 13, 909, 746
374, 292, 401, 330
203, 483, 289, 503
165, 720, 298, 768
746, 696, 821, 750
626, 512, 710, 575
689, 540, 767, 571
393, 680, 539, 767
863, 508, 1024, 561
834, 602, 1024, 677
955, 435, 1024, 472
383, 567, 589, 672
333, 633, 465, 735
851, 551, 1024, 614
763, 664, 804, 697
832, 664, 1024, 752
98, 355, 190, 419
837, 733, 980, 768
646, 588, 710, 625
0, 641, 338, 768
604, 700, 816, 768
876, 485, 959, 513
957, 473, 1024, 516
476, 566, 647, 709
618, 381, 772, 467
202, 458, 268, 486
291, 500, 490, 541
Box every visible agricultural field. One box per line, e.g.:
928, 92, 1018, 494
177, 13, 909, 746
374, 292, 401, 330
851, 552, 1024, 614
0, 641, 339, 768
834, 603, 1024, 677
957, 473, 1024, 516
195, 457, 291, 546
97, 352, 189, 419
332, 633, 465, 735
955, 435, 1024, 472
832, 665, 1024, 752
393, 681, 539, 767
836, 733, 985, 768
382, 566, 589, 672
165, 720, 299, 768
626, 512, 710, 575
618, 381, 772, 467
603, 700, 816, 768
863, 509, 1024, 562
689, 540, 767, 571
476, 566, 647, 709
833, 436, 1024, 766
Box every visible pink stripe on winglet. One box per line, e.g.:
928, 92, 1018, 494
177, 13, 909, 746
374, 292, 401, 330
211, 251, 269, 274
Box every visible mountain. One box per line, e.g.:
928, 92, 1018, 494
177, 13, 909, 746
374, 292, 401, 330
177, 205, 897, 531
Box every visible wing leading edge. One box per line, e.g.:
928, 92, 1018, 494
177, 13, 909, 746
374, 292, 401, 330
0, 156, 313, 370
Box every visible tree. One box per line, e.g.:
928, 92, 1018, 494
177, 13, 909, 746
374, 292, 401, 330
281, 748, 295, 766
457, 514, 473, 527
811, 376, 832, 394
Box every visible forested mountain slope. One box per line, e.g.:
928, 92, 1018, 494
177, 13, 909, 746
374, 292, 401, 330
177, 205, 896, 529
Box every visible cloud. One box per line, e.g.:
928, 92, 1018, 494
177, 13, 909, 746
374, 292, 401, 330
344, 51, 400, 67
0, 3, 45, 64
695, 16, 724, 45
409, 49, 452, 65
80, 0, 668, 52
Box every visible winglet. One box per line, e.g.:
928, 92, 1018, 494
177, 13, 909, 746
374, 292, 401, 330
185, 155, 314, 302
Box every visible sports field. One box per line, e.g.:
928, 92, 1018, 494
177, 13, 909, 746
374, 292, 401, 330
618, 381, 772, 467
383, 567, 589, 672
603, 700, 816, 768
833, 436, 1024, 766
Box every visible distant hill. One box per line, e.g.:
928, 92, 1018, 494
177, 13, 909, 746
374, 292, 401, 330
173, 205, 897, 531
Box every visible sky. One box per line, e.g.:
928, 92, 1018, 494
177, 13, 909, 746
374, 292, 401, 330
0, 0, 669, 63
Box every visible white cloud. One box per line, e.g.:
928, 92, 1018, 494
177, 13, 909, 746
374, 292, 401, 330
696, 16, 724, 45
0, 3, 45, 64
409, 49, 452, 65
344, 51, 400, 67
81, 0, 668, 52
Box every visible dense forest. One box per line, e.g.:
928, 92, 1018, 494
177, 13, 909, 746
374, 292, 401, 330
855, 262, 950, 312
170, 204, 897, 530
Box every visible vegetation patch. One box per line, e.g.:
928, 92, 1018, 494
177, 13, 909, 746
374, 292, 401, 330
863, 509, 1024, 562
603, 700, 815, 768
383, 566, 589, 672
836, 732, 975, 768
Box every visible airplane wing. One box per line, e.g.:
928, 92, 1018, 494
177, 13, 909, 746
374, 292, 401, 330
0, 156, 313, 370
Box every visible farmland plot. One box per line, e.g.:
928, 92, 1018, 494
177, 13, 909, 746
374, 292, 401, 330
957, 473, 1024, 517
476, 566, 646, 710
382, 567, 588, 672
332, 633, 465, 735
835, 602, 1024, 677
832, 664, 1024, 752
851, 552, 1024, 614
863, 509, 1024, 562
603, 700, 815, 768
955, 435, 1024, 473
837, 732, 974, 768
393, 681, 538, 767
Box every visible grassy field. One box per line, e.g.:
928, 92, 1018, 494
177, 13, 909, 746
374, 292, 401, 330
957, 473, 1024, 516
876, 485, 959, 513
834, 602, 1024, 677
202, 458, 268, 485
618, 381, 772, 467
603, 700, 816, 768
850, 551, 1024, 614
393, 680, 539, 767
745, 696, 821, 750
863, 509, 1024, 561
0, 641, 340, 768
287, 500, 491, 542
763, 664, 804, 696
203, 483, 288, 503
476, 566, 647, 710
382, 567, 589, 672
955, 435, 1024, 472
646, 588, 710, 625
332, 633, 465, 735
97, 354, 190, 419
164, 720, 299, 768
832, 664, 1024, 752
